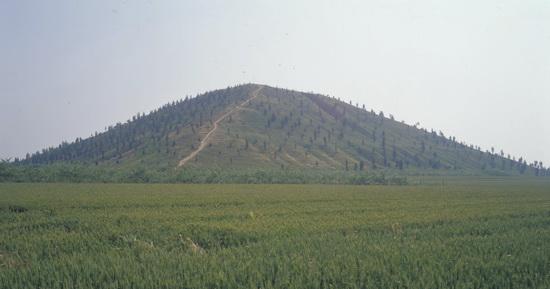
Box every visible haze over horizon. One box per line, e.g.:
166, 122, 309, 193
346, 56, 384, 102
1, 0, 549, 164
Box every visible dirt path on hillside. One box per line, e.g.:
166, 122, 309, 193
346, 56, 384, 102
177, 86, 263, 168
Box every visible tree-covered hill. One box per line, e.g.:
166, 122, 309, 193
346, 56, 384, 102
13, 84, 548, 176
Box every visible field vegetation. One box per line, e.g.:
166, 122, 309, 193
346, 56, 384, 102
1, 178, 549, 288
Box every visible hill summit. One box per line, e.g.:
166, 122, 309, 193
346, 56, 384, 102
18, 84, 544, 176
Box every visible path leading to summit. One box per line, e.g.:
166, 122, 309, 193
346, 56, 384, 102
177, 86, 263, 168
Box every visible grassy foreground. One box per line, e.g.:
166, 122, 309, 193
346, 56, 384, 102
1, 178, 549, 288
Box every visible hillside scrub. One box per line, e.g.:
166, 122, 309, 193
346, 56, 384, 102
13, 84, 548, 176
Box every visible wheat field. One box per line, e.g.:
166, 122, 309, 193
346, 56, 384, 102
1, 178, 549, 288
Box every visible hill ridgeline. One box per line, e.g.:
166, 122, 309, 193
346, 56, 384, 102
15, 84, 546, 177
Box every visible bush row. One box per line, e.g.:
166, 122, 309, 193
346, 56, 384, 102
0, 163, 407, 185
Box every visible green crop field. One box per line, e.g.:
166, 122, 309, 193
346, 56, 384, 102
1, 178, 550, 288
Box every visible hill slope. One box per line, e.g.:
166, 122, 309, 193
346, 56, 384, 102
17, 84, 545, 176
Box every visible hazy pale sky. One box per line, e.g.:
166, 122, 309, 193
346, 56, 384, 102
1, 0, 549, 164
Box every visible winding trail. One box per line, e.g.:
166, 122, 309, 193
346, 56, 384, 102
177, 86, 263, 167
